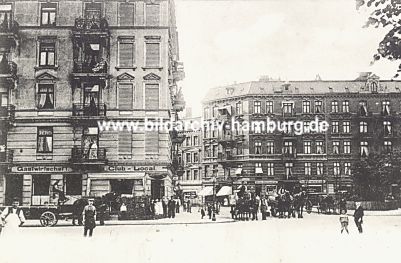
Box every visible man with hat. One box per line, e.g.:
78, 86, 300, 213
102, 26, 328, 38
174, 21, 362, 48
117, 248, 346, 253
1, 197, 26, 237
82, 198, 97, 237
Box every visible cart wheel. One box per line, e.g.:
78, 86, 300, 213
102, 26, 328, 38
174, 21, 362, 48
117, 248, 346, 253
40, 211, 58, 227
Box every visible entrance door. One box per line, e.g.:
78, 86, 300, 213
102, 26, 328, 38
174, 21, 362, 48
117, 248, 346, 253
151, 180, 164, 200
5, 174, 23, 206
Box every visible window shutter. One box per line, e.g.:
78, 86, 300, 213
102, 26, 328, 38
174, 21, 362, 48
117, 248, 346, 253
146, 4, 160, 26
119, 42, 134, 67
118, 131, 132, 155
145, 43, 159, 67
119, 3, 134, 26
145, 131, 159, 153
118, 84, 133, 110
145, 84, 159, 110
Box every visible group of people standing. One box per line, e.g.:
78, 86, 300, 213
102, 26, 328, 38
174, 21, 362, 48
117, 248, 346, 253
149, 196, 193, 219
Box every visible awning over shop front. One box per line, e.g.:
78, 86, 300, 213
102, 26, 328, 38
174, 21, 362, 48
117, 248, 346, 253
255, 167, 263, 174
216, 186, 232, 196
235, 168, 243, 175
198, 186, 214, 196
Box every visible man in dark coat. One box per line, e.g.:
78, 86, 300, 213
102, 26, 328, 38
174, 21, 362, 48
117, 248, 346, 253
168, 197, 176, 218
354, 204, 364, 233
83, 198, 96, 237
162, 197, 168, 218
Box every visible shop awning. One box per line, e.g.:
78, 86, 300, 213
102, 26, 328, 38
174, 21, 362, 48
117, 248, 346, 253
235, 168, 243, 175
198, 186, 214, 196
255, 167, 263, 174
216, 186, 232, 196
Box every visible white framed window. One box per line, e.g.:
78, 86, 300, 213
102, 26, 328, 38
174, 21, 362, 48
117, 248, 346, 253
118, 37, 135, 68
333, 141, 340, 155
145, 3, 160, 26
342, 121, 350, 133
334, 162, 340, 176
303, 101, 311, 113
360, 141, 368, 157
359, 121, 368, 133
343, 141, 351, 154
342, 101, 349, 112
305, 162, 311, 176
304, 141, 311, 154
317, 163, 324, 176
254, 101, 261, 114
267, 163, 274, 176
266, 101, 273, 113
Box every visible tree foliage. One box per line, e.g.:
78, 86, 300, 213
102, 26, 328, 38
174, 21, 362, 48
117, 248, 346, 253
356, 0, 401, 77
352, 151, 401, 201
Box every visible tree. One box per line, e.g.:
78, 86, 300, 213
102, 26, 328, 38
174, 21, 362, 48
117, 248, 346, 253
352, 151, 401, 201
356, 0, 401, 77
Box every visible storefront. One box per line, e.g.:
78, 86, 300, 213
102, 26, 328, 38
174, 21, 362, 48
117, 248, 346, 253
255, 180, 278, 196
6, 165, 80, 206
84, 165, 173, 199
300, 180, 326, 194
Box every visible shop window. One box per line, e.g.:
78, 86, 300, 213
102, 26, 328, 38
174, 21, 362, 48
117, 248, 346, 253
32, 175, 51, 195
65, 175, 82, 195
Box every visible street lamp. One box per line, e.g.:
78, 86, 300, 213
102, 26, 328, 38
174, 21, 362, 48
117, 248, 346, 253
212, 176, 216, 221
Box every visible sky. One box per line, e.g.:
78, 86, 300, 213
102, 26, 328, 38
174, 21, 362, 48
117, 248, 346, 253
175, 0, 398, 116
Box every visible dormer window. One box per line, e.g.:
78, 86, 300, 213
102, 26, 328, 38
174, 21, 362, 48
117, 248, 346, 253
371, 81, 378, 93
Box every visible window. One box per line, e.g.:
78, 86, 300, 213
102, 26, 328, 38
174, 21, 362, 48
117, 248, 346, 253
193, 136, 199, 146
255, 141, 262, 154
186, 170, 190, 181
360, 141, 368, 157
185, 136, 190, 146
204, 108, 209, 119
266, 101, 273, 113
193, 170, 199, 180
0, 5, 12, 30
193, 152, 199, 163
283, 141, 293, 154
118, 84, 133, 110
32, 175, 51, 195
212, 106, 218, 118
382, 101, 390, 115
213, 165, 218, 177
303, 121, 310, 133
342, 121, 350, 133
37, 127, 53, 153
283, 103, 293, 114
330, 101, 338, 113
204, 165, 209, 178
285, 163, 293, 178
119, 3, 135, 26
359, 101, 368, 116
212, 145, 218, 157
344, 141, 351, 154
146, 4, 160, 26
315, 100, 322, 113
145, 130, 159, 153
254, 101, 261, 114
204, 146, 210, 157
317, 163, 324, 176
236, 144, 243, 155
344, 163, 351, 176
118, 38, 135, 67
305, 163, 312, 176
384, 121, 392, 135
304, 141, 311, 154
118, 131, 132, 157
266, 141, 274, 154
186, 153, 191, 163
334, 162, 340, 176
37, 84, 54, 109
316, 141, 324, 154
332, 141, 340, 155
145, 42, 160, 67
0, 93, 8, 106
331, 121, 339, 133
359, 121, 368, 133
342, 101, 349, 113
145, 84, 159, 110
236, 101, 243, 115
39, 42, 56, 67
303, 101, 311, 113
41, 3, 57, 26
267, 163, 274, 176
384, 141, 392, 153
65, 175, 82, 195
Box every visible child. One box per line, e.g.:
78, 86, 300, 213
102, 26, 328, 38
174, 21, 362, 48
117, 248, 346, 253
339, 210, 349, 234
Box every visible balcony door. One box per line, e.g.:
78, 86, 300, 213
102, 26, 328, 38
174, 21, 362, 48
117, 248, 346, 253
83, 84, 99, 116
82, 127, 99, 160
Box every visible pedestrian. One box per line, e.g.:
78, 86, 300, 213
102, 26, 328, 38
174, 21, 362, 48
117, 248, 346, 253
0, 198, 25, 238
207, 204, 212, 219
260, 196, 268, 220
168, 197, 176, 218
97, 197, 107, 226
162, 196, 168, 218
175, 197, 181, 214
120, 202, 127, 220
187, 199, 191, 213
354, 203, 364, 233
83, 198, 96, 237
200, 206, 205, 219
339, 210, 349, 234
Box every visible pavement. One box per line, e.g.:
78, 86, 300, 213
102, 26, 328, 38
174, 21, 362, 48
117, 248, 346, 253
310, 207, 401, 216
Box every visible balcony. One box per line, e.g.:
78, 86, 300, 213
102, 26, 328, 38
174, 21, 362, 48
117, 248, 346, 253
70, 146, 107, 164
217, 152, 234, 164
218, 135, 237, 148
282, 150, 297, 160
170, 130, 186, 144
171, 87, 185, 112
0, 60, 18, 83
0, 149, 13, 163
171, 157, 185, 176
0, 104, 15, 124
72, 103, 107, 118
72, 17, 109, 37
0, 16, 19, 47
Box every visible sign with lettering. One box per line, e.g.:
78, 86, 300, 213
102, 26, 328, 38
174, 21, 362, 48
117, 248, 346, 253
255, 180, 278, 185
104, 165, 166, 172
299, 180, 325, 184
11, 166, 73, 173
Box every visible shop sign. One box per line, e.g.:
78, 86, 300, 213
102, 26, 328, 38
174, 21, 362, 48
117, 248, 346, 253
104, 165, 165, 172
299, 180, 325, 184
11, 166, 72, 173
255, 180, 278, 185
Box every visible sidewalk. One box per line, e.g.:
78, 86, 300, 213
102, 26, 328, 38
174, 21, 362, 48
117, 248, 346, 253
23, 207, 235, 227
310, 207, 401, 216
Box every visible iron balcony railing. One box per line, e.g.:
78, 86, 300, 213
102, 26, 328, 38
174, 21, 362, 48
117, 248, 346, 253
72, 103, 107, 117
73, 60, 108, 74
71, 146, 107, 163
73, 17, 109, 32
